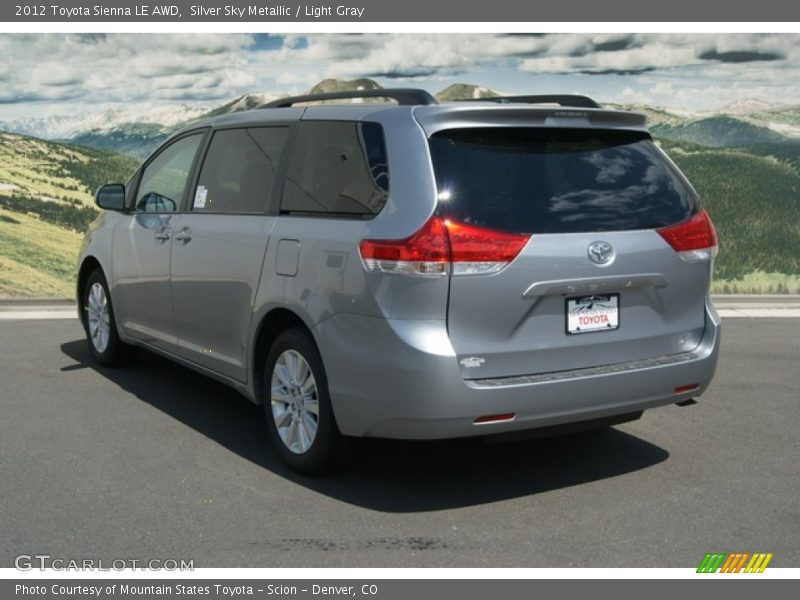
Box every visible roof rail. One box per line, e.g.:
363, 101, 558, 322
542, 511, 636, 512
263, 88, 438, 108
455, 94, 601, 109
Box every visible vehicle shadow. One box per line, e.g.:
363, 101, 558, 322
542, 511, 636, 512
61, 339, 669, 513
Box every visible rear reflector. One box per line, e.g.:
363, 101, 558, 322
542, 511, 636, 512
657, 209, 718, 262
674, 384, 699, 394
474, 413, 516, 425
359, 217, 530, 277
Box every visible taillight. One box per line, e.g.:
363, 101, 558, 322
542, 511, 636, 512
445, 220, 531, 276
359, 217, 530, 277
358, 217, 450, 276
657, 209, 718, 262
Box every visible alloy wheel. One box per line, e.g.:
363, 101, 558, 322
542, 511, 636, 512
270, 349, 320, 454
86, 282, 111, 354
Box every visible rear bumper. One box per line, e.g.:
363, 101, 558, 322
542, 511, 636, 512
314, 300, 721, 439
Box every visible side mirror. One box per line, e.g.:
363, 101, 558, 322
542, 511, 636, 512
95, 183, 126, 211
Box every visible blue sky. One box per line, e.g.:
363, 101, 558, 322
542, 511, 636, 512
0, 33, 798, 120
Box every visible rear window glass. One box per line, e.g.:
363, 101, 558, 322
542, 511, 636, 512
429, 128, 698, 234
281, 121, 389, 218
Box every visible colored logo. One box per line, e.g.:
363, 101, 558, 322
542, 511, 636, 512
697, 552, 773, 573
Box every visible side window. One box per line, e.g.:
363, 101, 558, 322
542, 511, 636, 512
281, 121, 389, 217
135, 134, 204, 213
192, 127, 288, 214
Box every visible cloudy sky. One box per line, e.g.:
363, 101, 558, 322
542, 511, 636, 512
0, 33, 798, 120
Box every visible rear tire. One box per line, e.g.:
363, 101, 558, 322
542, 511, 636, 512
262, 328, 345, 475
81, 269, 134, 367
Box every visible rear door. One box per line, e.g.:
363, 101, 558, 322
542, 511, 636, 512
429, 127, 713, 380
170, 125, 289, 381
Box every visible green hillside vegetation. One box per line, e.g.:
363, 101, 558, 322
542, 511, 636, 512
607, 104, 690, 127
0, 131, 137, 296
734, 140, 800, 174
0, 131, 139, 207
0, 207, 82, 297
740, 106, 800, 127
70, 122, 168, 159
659, 139, 800, 283
652, 116, 788, 147
710, 271, 800, 294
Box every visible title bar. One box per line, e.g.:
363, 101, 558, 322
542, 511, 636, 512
3, 0, 800, 22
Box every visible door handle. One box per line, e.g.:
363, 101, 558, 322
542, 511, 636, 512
174, 228, 192, 244
154, 229, 171, 242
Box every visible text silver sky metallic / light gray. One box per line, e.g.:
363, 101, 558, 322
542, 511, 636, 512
77, 89, 720, 473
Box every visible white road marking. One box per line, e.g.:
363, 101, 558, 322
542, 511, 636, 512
0, 308, 77, 320
1, 302, 800, 320
716, 309, 800, 318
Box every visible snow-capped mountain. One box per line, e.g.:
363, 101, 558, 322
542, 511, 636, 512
0, 103, 211, 141
193, 92, 279, 120
718, 98, 790, 116
3, 80, 799, 159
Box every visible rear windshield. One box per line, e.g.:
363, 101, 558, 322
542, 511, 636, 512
429, 128, 698, 234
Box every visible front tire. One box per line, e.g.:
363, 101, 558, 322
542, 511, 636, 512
82, 269, 133, 367
262, 328, 344, 474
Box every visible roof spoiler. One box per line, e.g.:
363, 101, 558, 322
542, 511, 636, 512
453, 94, 601, 109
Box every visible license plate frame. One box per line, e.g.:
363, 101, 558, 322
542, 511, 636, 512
565, 293, 620, 335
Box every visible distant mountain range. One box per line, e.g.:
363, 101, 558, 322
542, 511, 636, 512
0, 81, 504, 157
4, 79, 799, 158
2, 79, 799, 296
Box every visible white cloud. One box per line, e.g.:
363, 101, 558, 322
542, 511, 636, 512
0, 33, 798, 117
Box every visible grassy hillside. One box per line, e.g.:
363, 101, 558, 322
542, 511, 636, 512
70, 123, 168, 159
652, 116, 788, 147
734, 140, 800, 174
0, 131, 137, 297
0, 207, 82, 297
0, 131, 139, 207
659, 139, 800, 282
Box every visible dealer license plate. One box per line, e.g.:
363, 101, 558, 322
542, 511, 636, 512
566, 294, 620, 334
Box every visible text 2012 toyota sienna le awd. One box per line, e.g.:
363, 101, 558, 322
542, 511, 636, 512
78, 89, 721, 473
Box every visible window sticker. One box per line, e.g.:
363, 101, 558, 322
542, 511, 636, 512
193, 185, 208, 209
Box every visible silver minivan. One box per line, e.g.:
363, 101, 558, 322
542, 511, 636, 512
78, 89, 720, 473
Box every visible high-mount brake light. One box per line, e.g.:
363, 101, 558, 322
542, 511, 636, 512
359, 217, 530, 277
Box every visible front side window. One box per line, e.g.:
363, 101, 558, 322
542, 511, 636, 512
135, 133, 204, 213
281, 121, 389, 217
192, 127, 288, 214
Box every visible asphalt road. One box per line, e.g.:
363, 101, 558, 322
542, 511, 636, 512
0, 318, 798, 568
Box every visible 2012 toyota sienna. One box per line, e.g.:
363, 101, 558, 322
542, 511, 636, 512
78, 89, 721, 473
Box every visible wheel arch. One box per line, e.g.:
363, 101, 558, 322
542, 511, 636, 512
251, 307, 320, 405
76, 256, 103, 327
